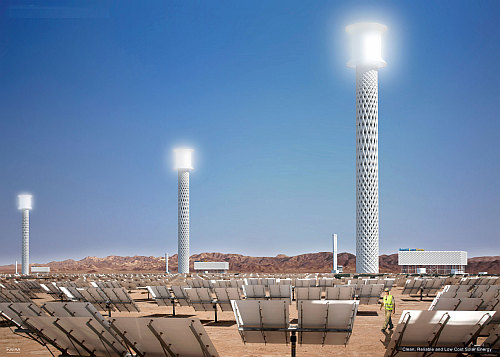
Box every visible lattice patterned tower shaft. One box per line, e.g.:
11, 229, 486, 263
22, 209, 30, 275
178, 169, 190, 274
355, 67, 379, 274
18, 194, 32, 276
346, 22, 386, 274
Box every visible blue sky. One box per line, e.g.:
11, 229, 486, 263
0, 0, 499, 265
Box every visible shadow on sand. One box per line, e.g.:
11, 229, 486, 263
380, 329, 394, 348
0, 320, 14, 327
357, 311, 379, 316
143, 313, 196, 318
203, 320, 236, 327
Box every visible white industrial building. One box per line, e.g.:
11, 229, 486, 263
398, 250, 467, 274
194, 262, 229, 274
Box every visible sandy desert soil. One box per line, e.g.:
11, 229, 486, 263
0, 286, 434, 357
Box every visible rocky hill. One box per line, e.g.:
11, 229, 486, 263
0, 252, 498, 274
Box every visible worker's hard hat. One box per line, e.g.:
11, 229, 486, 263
384, 288, 390, 292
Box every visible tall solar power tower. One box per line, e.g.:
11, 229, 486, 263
346, 23, 387, 274
174, 148, 194, 274
18, 194, 33, 275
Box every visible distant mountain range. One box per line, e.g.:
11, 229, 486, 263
1, 252, 498, 274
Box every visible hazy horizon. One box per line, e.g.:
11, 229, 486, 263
0, 249, 495, 268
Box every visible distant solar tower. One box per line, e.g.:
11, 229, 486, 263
332, 234, 339, 273
18, 194, 33, 275
174, 149, 194, 274
346, 23, 387, 274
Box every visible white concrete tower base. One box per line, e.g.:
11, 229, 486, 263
22, 209, 30, 275
355, 67, 379, 274
178, 169, 190, 274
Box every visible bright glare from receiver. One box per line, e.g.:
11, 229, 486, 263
346, 22, 387, 69
174, 148, 194, 170
18, 194, 33, 210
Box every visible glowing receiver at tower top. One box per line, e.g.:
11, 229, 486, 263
346, 22, 387, 69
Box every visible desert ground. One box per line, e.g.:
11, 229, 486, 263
0, 285, 434, 357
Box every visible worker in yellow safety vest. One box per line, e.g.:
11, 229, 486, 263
380, 288, 395, 332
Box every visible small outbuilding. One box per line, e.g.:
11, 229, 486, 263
193, 261, 229, 274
